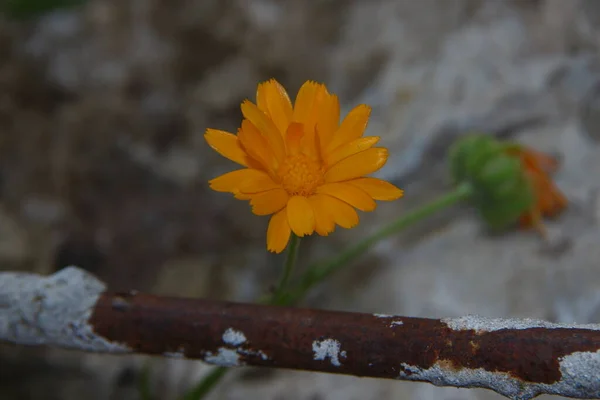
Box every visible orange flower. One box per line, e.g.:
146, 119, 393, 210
512, 147, 567, 236
205, 79, 404, 253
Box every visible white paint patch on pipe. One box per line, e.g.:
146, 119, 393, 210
312, 338, 345, 367
373, 313, 393, 318
398, 348, 600, 400
222, 328, 247, 346
442, 315, 600, 333
164, 347, 186, 358
373, 313, 404, 328
205, 347, 242, 367
239, 348, 269, 360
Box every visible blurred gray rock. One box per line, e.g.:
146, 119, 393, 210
2, 0, 600, 399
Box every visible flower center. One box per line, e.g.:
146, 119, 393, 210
278, 153, 324, 196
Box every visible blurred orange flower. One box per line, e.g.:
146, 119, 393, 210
205, 79, 404, 253
512, 147, 567, 236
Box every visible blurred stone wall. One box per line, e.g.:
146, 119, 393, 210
2, 0, 600, 399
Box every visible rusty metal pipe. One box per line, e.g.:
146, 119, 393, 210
2, 267, 600, 400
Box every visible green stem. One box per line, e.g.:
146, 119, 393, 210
274, 234, 301, 301
178, 183, 472, 399
180, 367, 229, 400
276, 182, 473, 306
138, 361, 155, 400
181, 234, 301, 400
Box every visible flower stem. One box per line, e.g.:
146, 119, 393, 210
274, 233, 301, 300
276, 182, 473, 306
180, 234, 301, 400
138, 361, 155, 400
178, 183, 471, 399
180, 366, 229, 400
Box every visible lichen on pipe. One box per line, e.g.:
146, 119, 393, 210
0, 266, 130, 352
1, 267, 600, 400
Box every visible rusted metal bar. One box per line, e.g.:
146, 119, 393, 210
2, 267, 600, 400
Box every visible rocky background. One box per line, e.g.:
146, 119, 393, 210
1, 0, 600, 399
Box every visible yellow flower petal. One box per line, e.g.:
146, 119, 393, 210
256, 79, 293, 135
319, 194, 359, 229
302, 122, 320, 161
238, 171, 280, 194
347, 177, 404, 201
293, 82, 328, 133
250, 188, 289, 216
325, 147, 388, 182
325, 136, 380, 167
316, 94, 340, 152
238, 120, 278, 172
284, 120, 319, 160
204, 129, 248, 166
241, 100, 286, 161
256, 81, 269, 114
209, 169, 267, 193
293, 81, 319, 124
234, 192, 252, 200
285, 122, 304, 156
317, 182, 376, 212
286, 195, 315, 236
267, 208, 291, 253
326, 104, 371, 152
206, 79, 405, 253
309, 194, 335, 236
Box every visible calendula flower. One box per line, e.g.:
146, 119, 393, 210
509, 147, 567, 236
449, 134, 567, 235
205, 79, 404, 253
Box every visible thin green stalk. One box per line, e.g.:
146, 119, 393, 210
138, 361, 155, 400
180, 366, 228, 400
273, 234, 300, 301
276, 182, 473, 306
181, 234, 301, 400
177, 183, 472, 399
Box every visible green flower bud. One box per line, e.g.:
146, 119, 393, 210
448, 134, 534, 230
